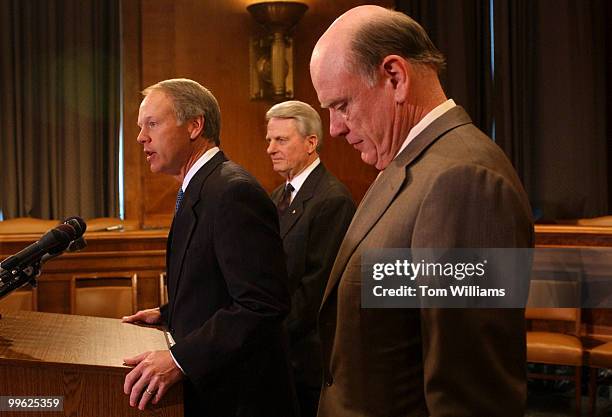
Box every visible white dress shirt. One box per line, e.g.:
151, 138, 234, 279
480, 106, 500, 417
181, 146, 220, 192
285, 157, 320, 204
395, 99, 456, 159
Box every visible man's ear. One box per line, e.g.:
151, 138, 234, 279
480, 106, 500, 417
381, 55, 410, 103
188, 115, 205, 140
306, 135, 318, 154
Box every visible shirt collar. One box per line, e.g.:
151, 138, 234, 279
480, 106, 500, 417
286, 157, 320, 203
181, 147, 220, 191
395, 99, 456, 159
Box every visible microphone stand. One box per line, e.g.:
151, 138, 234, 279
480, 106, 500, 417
0, 262, 42, 319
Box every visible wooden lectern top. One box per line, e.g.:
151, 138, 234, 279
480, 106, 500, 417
0, 310, 183, 416
0, 310, 169, 370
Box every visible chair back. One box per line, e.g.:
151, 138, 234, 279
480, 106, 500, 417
525, 307, 581, 336
71, 273, 137, 318
526, 278, 581, 334
0, 286, 37, 311
527, 279, 580, 308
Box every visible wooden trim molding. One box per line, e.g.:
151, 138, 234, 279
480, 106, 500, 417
535, 225, 612, 247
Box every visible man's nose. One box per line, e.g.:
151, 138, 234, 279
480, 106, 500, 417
266, 141, 276, 154
136, 128, 148, 143
329, 111, 349, 138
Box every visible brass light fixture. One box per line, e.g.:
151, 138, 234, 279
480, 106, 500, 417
247, 1, 308, 100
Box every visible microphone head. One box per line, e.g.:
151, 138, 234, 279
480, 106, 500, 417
46, 224, 76, 254
63, 216, 87, 237
56, 223, 77, 240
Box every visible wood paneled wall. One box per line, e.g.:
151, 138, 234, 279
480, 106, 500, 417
122, 0, 393, 228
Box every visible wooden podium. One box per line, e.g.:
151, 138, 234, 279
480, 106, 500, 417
0, 310, 183, 416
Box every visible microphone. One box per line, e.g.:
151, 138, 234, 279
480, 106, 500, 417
0, 224, 76, 271
46, 224, 78, 255
40, 217, 89, 264
63, 216, 87, 253
0, 217, 88, 301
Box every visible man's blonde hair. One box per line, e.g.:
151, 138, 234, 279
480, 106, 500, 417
143, 78, 221, 145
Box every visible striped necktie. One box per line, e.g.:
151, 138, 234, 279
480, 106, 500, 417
277, 183, 294, 216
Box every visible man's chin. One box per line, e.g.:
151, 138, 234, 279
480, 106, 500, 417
272, 165, 288, 176
361, 152, 378, 167
149, 164, 168, 175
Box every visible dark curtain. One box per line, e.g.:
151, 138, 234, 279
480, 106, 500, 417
396, 0, 493, 135
494, 0, 608, 220
397, 0, 609, 220
608, 1, 612, 212
492, 0, 534, 196
0, 0, 120, 220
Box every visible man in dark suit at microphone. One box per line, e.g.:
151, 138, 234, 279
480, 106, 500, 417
121, 78, 296, 417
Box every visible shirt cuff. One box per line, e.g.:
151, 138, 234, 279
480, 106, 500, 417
170, 350, 186, 374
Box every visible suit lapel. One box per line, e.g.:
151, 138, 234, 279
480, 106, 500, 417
278, 163, 326, 238
320, 106, 473, 307
320, 163, 405, 305
168, 151, 227, 318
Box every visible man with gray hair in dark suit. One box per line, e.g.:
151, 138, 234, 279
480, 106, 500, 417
266, 100, 355, 417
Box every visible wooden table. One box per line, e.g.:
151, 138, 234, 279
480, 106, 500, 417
0, 310, 183, 416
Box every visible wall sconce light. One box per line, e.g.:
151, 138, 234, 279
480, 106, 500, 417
247, 1, 308, 100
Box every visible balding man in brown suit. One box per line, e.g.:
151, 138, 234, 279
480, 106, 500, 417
310, 6, 534, 417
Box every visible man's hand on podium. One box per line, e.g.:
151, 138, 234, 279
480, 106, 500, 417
123, 350, 184, 410
122, 307, 162, 324
123, 307, 181, 410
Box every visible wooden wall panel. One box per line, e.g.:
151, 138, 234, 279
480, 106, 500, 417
138, 1, 178, 227
123, 0, 393, 228
292, 1, 391, 202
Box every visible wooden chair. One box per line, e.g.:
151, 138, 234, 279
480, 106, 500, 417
528, 279, 580, 308
159, 272, 168, 305
587, 342, 612, 416
70, 273, 137, 318
526, 307, 584, 416
0, 286, 37, 311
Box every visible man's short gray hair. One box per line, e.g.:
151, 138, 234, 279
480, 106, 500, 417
349, 10, 446, 84
266, 100, 323, 151
142, 78, 221, 145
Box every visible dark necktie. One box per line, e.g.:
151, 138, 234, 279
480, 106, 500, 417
175, 188, 184, 214
277, 183, 294, 216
